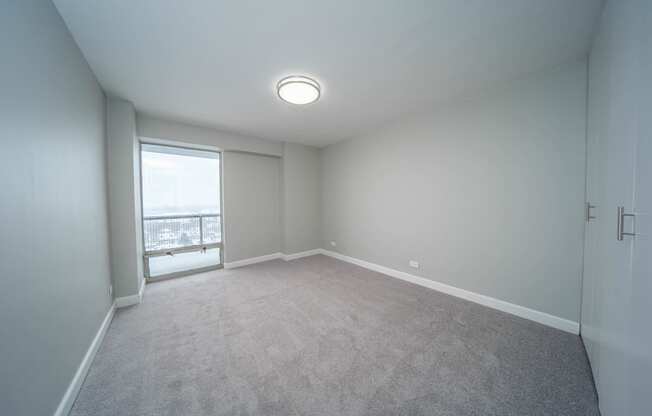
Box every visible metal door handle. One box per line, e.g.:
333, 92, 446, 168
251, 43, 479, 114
586, 202, 596, 222
617, 206, 636, 241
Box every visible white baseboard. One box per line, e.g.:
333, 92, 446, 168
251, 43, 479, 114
115, 278, 145, 308
54, 302, 115, 416
224, 252, 282, 269
319, 249, 580, 334
224, 249, 322, 268
282, 249, 322, 261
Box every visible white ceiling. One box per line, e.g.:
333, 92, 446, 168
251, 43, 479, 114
54, 0, 603, 147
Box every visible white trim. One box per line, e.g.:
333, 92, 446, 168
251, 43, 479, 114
224, 252, 282, 269
282, 249, 322, 261
54, 302, 115, 416
222, 250, 322, 268
115, 278, 145, 308
138, 277, 145, 302
139, 136, 223, 152
319, 249, 580, 334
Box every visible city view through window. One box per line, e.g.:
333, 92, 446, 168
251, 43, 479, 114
141, 144, 221, 276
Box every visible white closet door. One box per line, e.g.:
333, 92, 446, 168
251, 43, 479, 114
626, 2, 652, 413
582, 1, 652, 415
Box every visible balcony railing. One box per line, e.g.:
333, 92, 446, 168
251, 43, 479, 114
143, 214, 221, 256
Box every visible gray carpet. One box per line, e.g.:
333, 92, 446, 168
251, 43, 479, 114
71, 255, 599, 416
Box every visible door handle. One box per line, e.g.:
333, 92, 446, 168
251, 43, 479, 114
586, 202, 596, 222
617, 206, 636, 241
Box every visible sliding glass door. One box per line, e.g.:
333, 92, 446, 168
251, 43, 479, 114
140, 143, 222, 279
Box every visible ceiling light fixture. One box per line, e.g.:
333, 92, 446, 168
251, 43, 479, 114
276, 75, 320, 105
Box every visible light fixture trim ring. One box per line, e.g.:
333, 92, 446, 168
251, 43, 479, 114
276, 75, 321, 105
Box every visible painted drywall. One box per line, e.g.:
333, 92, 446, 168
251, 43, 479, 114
223, 152, 281, 262
0, 1, 112, 415
136, 116, 323, 267
137, 114, 283, 157
136, 114, 282, 267
107, 98, 144, 298
321, 60, 587, 322
281, 143, 322, 254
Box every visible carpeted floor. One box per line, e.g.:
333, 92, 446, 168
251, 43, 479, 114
71, 255, 599, 416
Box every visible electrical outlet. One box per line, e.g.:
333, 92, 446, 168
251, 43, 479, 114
330, 241, 337, 247
409, 260, 420, 269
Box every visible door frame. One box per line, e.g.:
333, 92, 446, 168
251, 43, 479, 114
138, 138, 224, 281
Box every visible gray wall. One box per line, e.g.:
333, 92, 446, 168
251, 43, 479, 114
136, 118, 321, 263
137, 114, 283, 157
138, 116, 286, 265
223, 152, 281, 262
0, 1, 113, 415
321, 60, 587, 322
281, 143, 322, 254
107, 98, 144, 298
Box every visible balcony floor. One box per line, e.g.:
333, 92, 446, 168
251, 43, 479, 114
148, 248, 221, 278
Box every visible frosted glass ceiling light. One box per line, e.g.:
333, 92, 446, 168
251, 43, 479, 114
277, 75, 320, 105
